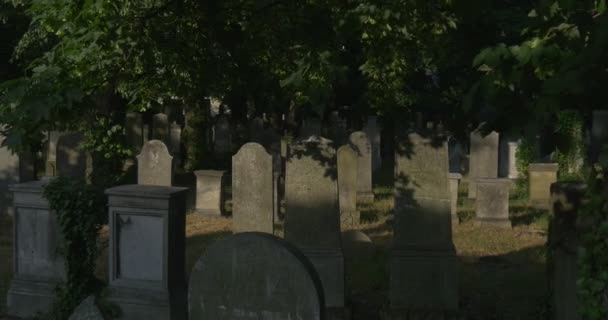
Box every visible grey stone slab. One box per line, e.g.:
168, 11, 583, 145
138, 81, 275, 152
232, 143, 274, 233
137, 140, 173, 186
194, 170, 224, 216
152, 113, 170, 146
188, 232, 325, 320
507, 141, 521, 179
69, 295, 104, 320
56, 132, 87, 179
448, 173, 462, 224
468, 129, 499, 198
284, 136, 344, 309
337, 145, 359, 228
391, 131, 457, 315
105, 184, 188, 320
349, 131, 374, 204
126, 112, 143, 153
364, 116, 382, 172
213, 115, 232, 155
475, 178, 512, 228
7, 179, 66, 318
529, 163, 559, 208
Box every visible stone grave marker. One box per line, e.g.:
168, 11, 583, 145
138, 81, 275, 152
284, 136, 344, 311
137, 140, 173, 186
194, 170, 225, 216
364, 116, 382, 171
391, 131, 457, 316
337, 145, 359, 228
508, 141, 520, 179
232, 143, 274, 233
56, 132, 87, 179
188, 232, 325, 320
45, 131, 62, 176
475, 178, 512, 228
213, 115, 232, 155
529, 163, 559, 208
468, 129, 499, 198
349, 131, 374, 204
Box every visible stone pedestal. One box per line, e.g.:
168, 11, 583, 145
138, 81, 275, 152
448, 173, 462, 224
467, 129, 499, 199
7, 179, 66, 318
507, 141, 520, 179
105, 185, 188, 320
194, 170, 225, 216
549, 181, 587, 320
475, 178, 512, 228
529, 163, 559, 208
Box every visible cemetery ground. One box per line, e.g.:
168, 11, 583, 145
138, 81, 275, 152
0, 165, 549, 319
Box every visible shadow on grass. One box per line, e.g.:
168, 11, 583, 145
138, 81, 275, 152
185, 230, 232, 278
510, 206, 549, 228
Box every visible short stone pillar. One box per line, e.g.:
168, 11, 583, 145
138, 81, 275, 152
105, 184, 188, 319
448, 173, 462, 224
548, 181, 587, 320
194, 170, 225, 216
529, 163, 559, 208
507, 141, 520, 179
475, 178, 512, 228
7, 179, 66, 318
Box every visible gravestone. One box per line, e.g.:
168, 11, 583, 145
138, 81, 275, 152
349, 131, 374, 204
126, 112, 143, 153
284, 136, 345, 311
529, 163, 559, 208
194, 170, 225, 216
69, 296, 104, 320
45, 131, 62, 176
508, 141, 520, 179
249, 116, 265, 143
232, 143, 274, 233
56, 132, 87, 179
448, 139, 464, 173
105, 185, 188, 319
213, 115, 232, 155
448, 173, 462, 224
391, 131, 458, 317
337, 145, 359, 228
7, 180, 66, 318
137, 140, 173, 186
152, 112, 170, 145
468, 129, 499, 198
475, 178, 512, 228
364, 116, 382, 171
0, 134, 20, 217
169, 122, 182, 167
188, 232, 325, 320
549, 181, 587, 320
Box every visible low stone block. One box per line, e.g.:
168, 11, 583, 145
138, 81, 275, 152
529, 163, 559, 208
475, 178, 512, 228
194, 170, 225, 216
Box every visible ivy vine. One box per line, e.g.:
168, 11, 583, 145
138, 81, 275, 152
514, 137, 539, 199
554, 110, 585, 181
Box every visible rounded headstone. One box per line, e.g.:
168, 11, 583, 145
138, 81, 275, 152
188, 232, 325, 320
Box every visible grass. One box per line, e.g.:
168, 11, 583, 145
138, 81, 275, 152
0, 166, 552, 319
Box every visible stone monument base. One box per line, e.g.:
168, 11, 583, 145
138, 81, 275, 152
474, 217, 512, 228
303, 249, 345, 310
356, 192, 375, 204
108, 286, 186, 320
390, 248, 458, 316
7, 277, 58, 318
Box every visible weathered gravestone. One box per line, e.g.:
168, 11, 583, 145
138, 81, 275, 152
7, 179, 66, 318
56, 132, 88, 179
170, 122, 182, 167
529, 163, 559, 208
337, 145, 359, 228
105, 184, 188, 320
152, 112, 170, 145
391, 131, 458, 318
137, 140, 173, 186
448, 173, 462, 224
213, 115, 232, 155
69, 296, 104, 320
468, 129, 499, 198
126, 112, 144, 153
508, 141, 521, 179
284, 136, 345, 312
188, 232, 325, 320
194, 170, 225, 216
475, 178, 512, 228
232, 143, 274, 233
349, 131, 374, 204
448, 139, 464, 174
548, 181, 587, 320
364, 116, 382, 172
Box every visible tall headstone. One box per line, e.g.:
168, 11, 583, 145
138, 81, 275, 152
56, 132, 87, 179
7, 180, 66, 318
188, 232, 325, 320
448, 139, 464, 173
508, 141, 521, 179
152, 112, 170, 145
105, 185, 188, 319
337, 145, 359, 228
232, 143, 274, 234
528, 163, 559, 208
364, 116, 382, 171
349, 131, 374, 204
468, 129, 499, 198
475, 178, 512, 228
126, 112, 143, 153
448, 173, 462, 224
213, 115, 232, 155
284, 136, 345, 312
194, 170, 225, 216
391, 131, 458, 317
137, 140, 173, 186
